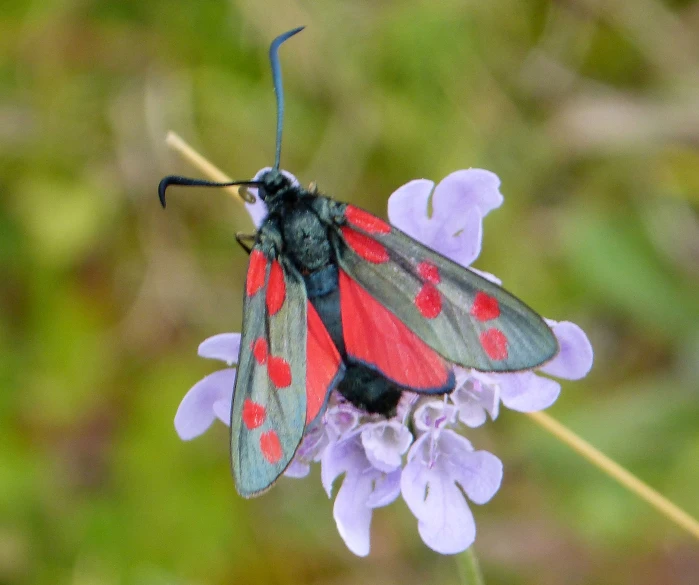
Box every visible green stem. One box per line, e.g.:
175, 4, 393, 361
527, 410, 699, 540
456, 547, 485, 585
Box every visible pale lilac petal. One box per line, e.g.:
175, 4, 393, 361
413, 400, 456, 432
366, 469, 402, 508
324, 402, 361, 440
198, 333, 241, 365
320, 432, 364, 497
455, 402, 487, 427
498, 372, 561, 412
333, 466, 373, 556
212, 396, 232, 425
244, 195, 269, 229
539, 321, 594, 380
441, 432, 503, 504
395, 392, 419, 422
297, 424, 330, 464
387, 179, 434, 240
432, 169, 503, 220
174, 369, 236, 440
321, 433, 379, 556
401, 432, 479, 554
244, 168, 299, 228
361, 421, 413, 473
469, 267, 502, 285
284, 459, 311, 478
428, 210, 483, 268
450, 371, 500, 427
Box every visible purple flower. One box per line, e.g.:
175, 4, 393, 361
174, 168, 592, 557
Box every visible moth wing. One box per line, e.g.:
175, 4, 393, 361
231, 242, 343, 497
337, 268, 454, 393
332, 204, 558, 373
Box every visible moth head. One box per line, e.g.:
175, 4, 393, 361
256, 169, 292, 202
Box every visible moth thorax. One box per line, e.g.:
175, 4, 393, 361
282, 208, 332, 272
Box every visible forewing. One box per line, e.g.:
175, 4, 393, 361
231, 246, 308, 497
333, 205, 558, 372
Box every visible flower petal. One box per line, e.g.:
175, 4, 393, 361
321, 433, 380, 556
498, 371, 560, 412
469, 267, 502, 285
212, 396, 232, 425
361, 421, 413, 473
432, 169, 504, 220
540, 320, 594, 380
443, 439, 503, 504
450, 372, 500, 427
413, 400, 457, 432
366, 469, 402, 508
198, 333, 241, 365
320, 432, 364, 497
284, 459, 311, 478
401, 432, 479, 554
428, 210, 483, 268
174, 369, 236, 440
387, 179, 434, 240
332, 465, 374, 556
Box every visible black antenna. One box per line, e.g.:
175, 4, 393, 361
158, 176, 261, 208
269, 26, 304, 170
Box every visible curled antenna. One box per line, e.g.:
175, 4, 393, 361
158, 175, 260, 208
269, 26, 304, 170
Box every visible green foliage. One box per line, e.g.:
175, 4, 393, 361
1, 1, 698, 583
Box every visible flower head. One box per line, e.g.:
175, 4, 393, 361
174, 168, 592, 556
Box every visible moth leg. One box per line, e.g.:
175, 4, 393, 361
235, 232, 257, 255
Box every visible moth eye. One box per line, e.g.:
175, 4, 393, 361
259, 430, 283, 464
480, 328, 508, 361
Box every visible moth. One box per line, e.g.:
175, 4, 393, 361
159, 28, 558, 497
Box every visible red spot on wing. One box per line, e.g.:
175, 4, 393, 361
480, 328, 508, 360
252, 338, 268, 364
339, 270, 451, 391
260, 430, 282, 464
471, 292, 500, 321
417, 261, 441, 284
340, 226, 389, 263
306, 302, 342, 423
268, 356, 292, 388
242, 399, 266, 429
266, 260, 286, 315
345, 205, 391, 234
415, 283, 442, 319
246, 250, 267, 297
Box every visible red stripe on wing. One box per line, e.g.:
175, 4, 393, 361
338, 269, 453, 392
305, 302, 343, 423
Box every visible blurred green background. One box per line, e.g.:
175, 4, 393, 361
1, 0, 698, 583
